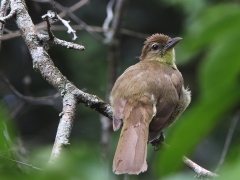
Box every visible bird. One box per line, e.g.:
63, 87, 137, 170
110, 33, 191, 175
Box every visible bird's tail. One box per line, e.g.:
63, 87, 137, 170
113, 103, 153, 175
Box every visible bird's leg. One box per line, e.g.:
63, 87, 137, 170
150, 131, 165, 151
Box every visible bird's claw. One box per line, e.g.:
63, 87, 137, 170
150, 131, 165, 151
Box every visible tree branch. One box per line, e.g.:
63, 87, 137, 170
49, 93, 77, 163
38, 33, 85, 50
183, 156, 218, 178
8, 0, 112, 163
73, 89, 113, 119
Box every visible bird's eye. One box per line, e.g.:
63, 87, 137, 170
151, 44, 159, 50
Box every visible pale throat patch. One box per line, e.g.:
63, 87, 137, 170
156, 48, 176, 66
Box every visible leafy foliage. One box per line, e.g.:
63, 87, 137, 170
155, 3, 240, 178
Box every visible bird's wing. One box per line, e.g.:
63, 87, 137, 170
148, 68, 183, 142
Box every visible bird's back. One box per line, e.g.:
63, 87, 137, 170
111, 60, 183, 103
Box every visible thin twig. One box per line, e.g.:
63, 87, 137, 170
0, 7, 15, 24
2, 0, 89, 41
57, 14, 77, 40
1, 30, 21, 40
53, 1, 104, 42
183, 156, 218, 178
0, 71, 60, 118
53, 37, 84, 50
42, 10, 78, 40
121, 29, 148, 39
2, 25, 148, 41
38, 33, 85, 50
0, 71, 60, 104
0, 154, 43, 170
102, 0, 116, 36
42, 11, 55, 40
43, 25, 149, 39
35, 0, 102, 41
215, 110, 240, 172
32, 0, 89, 14
34, 0, 89, 30
3, 27, 12, 33
10, 101, 25, 119
110, 0, 128, 42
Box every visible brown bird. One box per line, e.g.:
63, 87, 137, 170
110, 33, 191, 175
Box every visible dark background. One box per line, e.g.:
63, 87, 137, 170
0, 0, 240, 179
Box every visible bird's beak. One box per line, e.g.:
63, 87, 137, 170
164, 37, 182, 51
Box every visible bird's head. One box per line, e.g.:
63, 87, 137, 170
140, 34, 182, 66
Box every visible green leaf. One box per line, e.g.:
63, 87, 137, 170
177, 4, 240, 65
154, 4, 240, 177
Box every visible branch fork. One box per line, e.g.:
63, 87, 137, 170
0, 7, 15, 24
42, 10, 78, 40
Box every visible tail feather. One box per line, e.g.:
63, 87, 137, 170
113, 104, 152, 174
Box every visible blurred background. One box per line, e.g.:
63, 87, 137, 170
0, 0, 240, 179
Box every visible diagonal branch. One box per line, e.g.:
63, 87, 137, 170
183, 156, 218, 178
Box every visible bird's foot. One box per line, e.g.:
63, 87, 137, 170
150, 131, 165, 151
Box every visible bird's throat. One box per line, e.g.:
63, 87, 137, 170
155, 49, 176, 67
